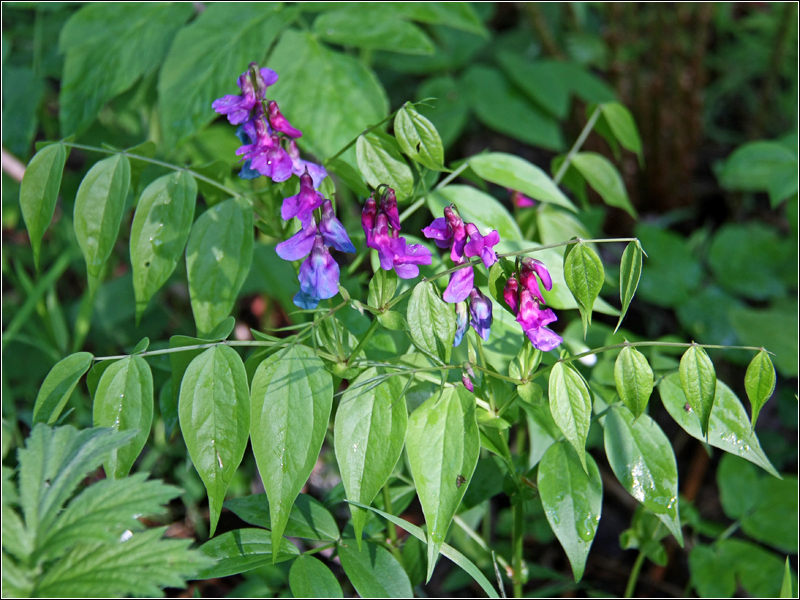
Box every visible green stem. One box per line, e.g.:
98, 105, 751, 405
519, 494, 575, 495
512, 500, 525, 598
347, 319, 379, 364
554, 106, 601, 185
454, 515, 511, 571
303, 542, 338, 556
325, 111, 400, 163
398, 197, 426, 223
624, 551, 646, 598
71, 281, 97, 353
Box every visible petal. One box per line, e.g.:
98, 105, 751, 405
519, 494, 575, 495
524, 326, 563, 352
394, 263, 420, 279
320, 202, 356, 253
443, 265, 474, 303
293, 289, 319, 310
276, 221, 317, 261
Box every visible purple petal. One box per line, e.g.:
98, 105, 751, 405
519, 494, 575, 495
443, 265, 474, 303
276, 221, 317, 261
259, 67, 279, 88
422, 217, 452, 249
394, 263, 420, 279
320, 200, 356, 253
298, 237, 340, 302
293, 289, 320, 310
524, 326, 562, 352
454, 301, 469, 346
268, 100, 302, 138
468, 289, 492, 340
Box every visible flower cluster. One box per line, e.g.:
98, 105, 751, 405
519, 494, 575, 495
503, 258, 562, 351
276, 171, 355, 309
361, 187, 432, 279
213, 62, 325, 186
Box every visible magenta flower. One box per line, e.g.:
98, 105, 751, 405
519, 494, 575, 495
212, 65, 278, 125
519, 257, 553, 304
510, 190, 535, 208
464, 223, 499, 268
281, 170, 324, 227
267, 100, 302, 139
503, 276, 520, 314
443, 261, 474, 303
319, 200, 356, 254
504, 277, 562, 351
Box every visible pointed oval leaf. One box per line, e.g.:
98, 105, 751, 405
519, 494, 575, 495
224, 492, 339, 541
313, 7, 435, 55
563, 242, 605, 335
616, 241, 643, 332
538, 441, 602, 582
334, 368, 407, 543
599, 102, 643, 160
197, 528, 300, 579
179, 345, 249, 536
338, 540, 413, 598
467, 152, 577, 212
604, 406, 683, 545
406, 386, 479, 581
428, 184, 522, 241
614, 346, 654, 419
394, 105, 446, 172
658, 373, 779, 477
780, 557, 794, 598
356, 132, 414, 201
250, 345, 333, 550
130, 171, 196, 323
289, 555, 343, 599
20, 143, 67, 269
367, 268, 398, 309
33, 352, 93, 425
93, 355, 153, 479
572, 152, 637, 218
186, 198, 253, 337
548, 362, 592, 473
679, 345, 717, 438
74, 154, 131, 280
744, 350, 776, 429
407, 282, 456, 363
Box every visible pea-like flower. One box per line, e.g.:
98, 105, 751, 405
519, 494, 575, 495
212, 65, 278, 125
294, 235, 341, 310
503, 272, 562, 352
468, 288, 493, 341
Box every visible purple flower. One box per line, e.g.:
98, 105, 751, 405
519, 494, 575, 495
462, 371, 474, 393
235, 119, 294, 182
519, 257, 553, 304
468, 288, 493, 340
510, 190, 535, 208
276, 220, 317, 261
319, 200, 356, 253
444, 207, 467, 262
422, 217, 451, 249
454, 301, 469, 346
516, 287, 562, 352
213, 65, 278, 125
281, 170, 324, 227
503, 276, 520, 314
443, 261, 474, 304
268, 100, 302, 139
287, 141, 327, 188
294, 235, 341, 309
464, 223, 499, 268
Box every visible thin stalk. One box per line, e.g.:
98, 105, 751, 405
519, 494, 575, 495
512, 500, 525, 598
624, 551, 646, 598
326, 111, 399, 163
347, 318, 379, 364
554, 106, 601, 185
454, 515, 511, 571
303, 542, 338, 556
380, 485, 404, 567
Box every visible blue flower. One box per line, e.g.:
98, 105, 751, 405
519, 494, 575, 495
294, 235, 341, 309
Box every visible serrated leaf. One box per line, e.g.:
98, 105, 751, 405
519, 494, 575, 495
130, 172, 196, 323
406, 386, 479, 581
598, 102, 643, 162
538, 441, 602, 582
428, 185, 522, 241
679, 346, 717, 438
313, 7, 434, 55
338, 540, 413, 597
334, 369, 407, 544
563, 242, 604, 336
407, 282, 456, 363
74, 154, 131, 283
614, 346, 654, 419
604, 406, 683, 545
250, 345, 333, 551
394, 104, 446, 171
179, 346, 250, 536
659, 373, 779, 478
59, 3, 193, 135
224, 492, 339, 541
159, 3, 295, 146
468, 152, 577, 212
289, 555, 343, 598
186, 198, 253, 337
744, 350, 776, 429
572, 152, 636, 218
616, 241, 642, 333
32, 352, 93, 425
20, 143, 67, 269
93, 355, 153, 479
356, 132, 414, 201
197, 528, 299, 579
548, 362, 592, 473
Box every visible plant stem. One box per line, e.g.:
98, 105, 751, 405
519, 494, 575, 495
512, 500, 525, 598
325, 111, 399, 163
553, 106, 601, 185
347, 319, 379, 364
624, 551, 646, 598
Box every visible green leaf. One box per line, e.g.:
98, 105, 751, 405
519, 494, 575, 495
659, 373, 779, 477
407, 282, 456, 363
338, 540, 413, 598
614, 346, 654, 419
468, 152, 577, 212
356, 132, 414, 201
2, 67, 44, 158
32, 352, 93, 425
158, 3, 295, 146
571, 152, 636, 218
394, 104, 446, 171
604, 406, 683, 545
186, 198, 253, 337
373, 2, 486, 35
289, 555, 343, 598
59, 4, 193, 135
250, 345, 333, 551
743, 475, 798, 553
347, 501, 499, 598
130, 172, 196, 323
634, 224, 703, 308
406, 386, 479, 581
93, 356, 153, 479
717, 454, 760, 520
548, 362, 592, 473
598, 102, 643, 162
269, 30, 388, 159
367, 269, 398, 309
563, 242, 604, 336
730, 301, 798, 378
781, 557, 794, 598
224, 493, 339, 541
538, 441, 602, 582
313, 7, 434, 55
428, 185, 522, 241
179, 346, 250, 536
20, 143, 67, 269
679, 346, 717, 438
416, 76, 470, 149
689, 544, 737, 598
334, 368, 407, 544
717, 141, 798, 208
615, 241, 643, 333
73, 154, 131, 283
744, 350, 777, 430
496, 54, 571, 119
197, 528, 299, 579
